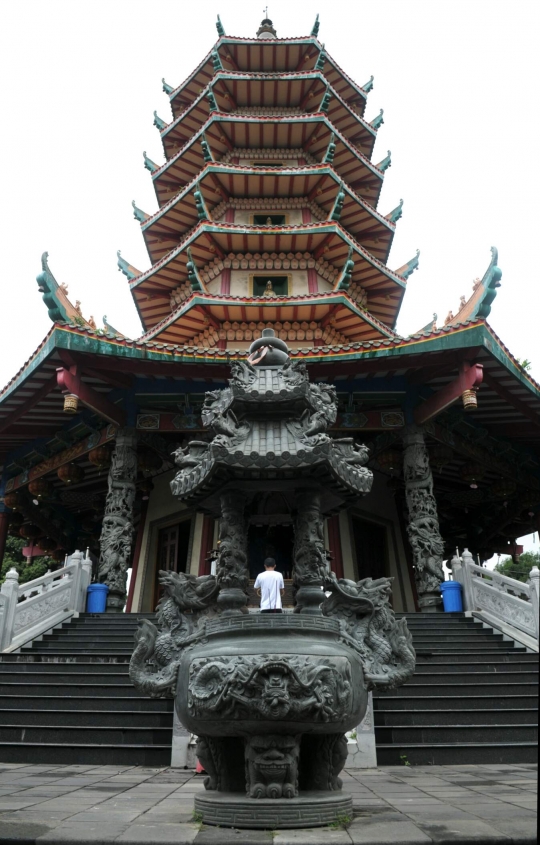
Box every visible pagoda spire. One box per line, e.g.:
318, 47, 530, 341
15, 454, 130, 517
256, 17, 277, 39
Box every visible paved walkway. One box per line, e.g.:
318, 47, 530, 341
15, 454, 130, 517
0, 763, 536, 844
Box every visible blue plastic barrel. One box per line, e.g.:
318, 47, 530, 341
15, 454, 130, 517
86, 583, 109, 613
440, 581, 463, 613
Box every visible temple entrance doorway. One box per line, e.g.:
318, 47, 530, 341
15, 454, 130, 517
152, 519, 192, 607
247, 524, 294, 580
351, 515, 388, 581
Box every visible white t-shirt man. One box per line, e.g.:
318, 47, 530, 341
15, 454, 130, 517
254, 563, 285, 611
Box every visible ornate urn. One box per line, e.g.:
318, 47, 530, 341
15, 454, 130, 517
130, 332, 415, 829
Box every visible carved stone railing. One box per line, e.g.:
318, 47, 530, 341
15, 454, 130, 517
452, 549, 539, 646
0, 550, 92, 652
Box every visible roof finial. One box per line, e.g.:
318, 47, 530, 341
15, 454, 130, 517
257, 13, 277, 39
216, 15, 225, 37
311, 14, 320, 37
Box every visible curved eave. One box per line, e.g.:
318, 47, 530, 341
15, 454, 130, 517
141, 164, 395, 266
130, 221, 405, 330
152, 114, 384, 209
141, 291, 397, 345
162, 72, 376, 160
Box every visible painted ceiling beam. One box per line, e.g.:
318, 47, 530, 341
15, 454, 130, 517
0, 375, 58, 435
414, 362, 483, 425
56, 368, 126, 427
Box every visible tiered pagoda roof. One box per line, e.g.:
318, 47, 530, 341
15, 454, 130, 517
117, 15, 413, 349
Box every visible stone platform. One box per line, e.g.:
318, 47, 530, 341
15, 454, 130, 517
0, 763, 536, 844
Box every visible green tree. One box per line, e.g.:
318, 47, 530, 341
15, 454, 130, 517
494, 551, 539, 583
0, 536, 51, 585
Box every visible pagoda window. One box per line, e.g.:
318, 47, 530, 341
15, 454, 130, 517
251, 275, 290, 296
251, 213, 288, 226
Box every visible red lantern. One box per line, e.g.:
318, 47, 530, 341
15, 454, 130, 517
88, 446, 111, 470
4, 492, 22, 510
28, 478, 51, 499
57, 463, 84, 485
19, 523, 42, 540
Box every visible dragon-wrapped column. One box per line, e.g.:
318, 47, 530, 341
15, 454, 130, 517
293, 489, 328, 615
216, 490, 249, 615
402, 425, 445, 611
98, 428, 138, 612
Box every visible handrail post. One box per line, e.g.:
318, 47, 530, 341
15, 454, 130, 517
0, 568, 20, 651
460, 548, 475, 610
527, 566, 539, 640
80, 548, 93, 612
69, 550, 83, 612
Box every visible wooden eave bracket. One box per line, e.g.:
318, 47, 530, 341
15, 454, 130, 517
414, 362, 483, 425
56, 367, 126, 427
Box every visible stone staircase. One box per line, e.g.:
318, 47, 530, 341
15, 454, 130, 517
0, 610, 536, 766
0, 613, 173, 765
373, 612, 538, 764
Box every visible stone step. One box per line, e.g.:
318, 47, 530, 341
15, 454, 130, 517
407, 671, 539, 683
378, 682, 538, 697
0, 661, 133, 673
0, 671, 132, 684
20, 647, 134, 654
0, 695, 173, 712
0, 653, 132, 664
0, 743, 172, 766
374, 724, 538, 744
0, 683, 144, 696
0, 725, 174, 745
414, 660, 538, 672
415, 652, 534, 664
375, 741, 538, 766
373, 694, 538, 710
374, 708, 539, 726
0, 709, 172, 727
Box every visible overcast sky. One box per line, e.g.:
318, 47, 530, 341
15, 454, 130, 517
1, 0, 538, 557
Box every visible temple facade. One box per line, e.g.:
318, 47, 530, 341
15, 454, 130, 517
1, 16, 539, 617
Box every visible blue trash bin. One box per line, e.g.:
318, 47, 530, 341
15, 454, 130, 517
440, 580, 463, 613
86, 583, 109, 613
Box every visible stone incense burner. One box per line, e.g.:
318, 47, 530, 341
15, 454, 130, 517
130, 331, 415, 828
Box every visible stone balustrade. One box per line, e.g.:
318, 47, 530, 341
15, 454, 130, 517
0, 550, 92, 652
452, 548, 539, 645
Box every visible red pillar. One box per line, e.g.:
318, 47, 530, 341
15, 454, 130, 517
307, 267, 318, 293
327, 514, 344, 579
125, 499, 148, 613
302, 208, 312, 223
225, 208, 235, 223
0, 512, 8, 567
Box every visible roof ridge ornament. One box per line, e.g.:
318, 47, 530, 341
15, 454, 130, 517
153, 111, 167, 132
117, 250, 140, 281
315, 46, 326, 71
319, 85, 332, 114
362, 75, 374, 93
385, 198, 403, 224
330, 184, 345, 222
201, 134, 214, 163
212, 49, 223, 73
207, 88, 218, 113
143, 151, 158, 173
370, 108, 384, 130
376, 150, 392, 172
336, 245, 354, 291
311, 14, 320, 37
193, 184, 211, 221
323, 132, 336, 164
395, 249, 420, 280
132, 200, 149, 223
186, 248, 204, 292
162, 78, 174, 96
216, 15, 225, 37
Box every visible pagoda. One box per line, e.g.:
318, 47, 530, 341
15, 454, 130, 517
0, 13, 539, 621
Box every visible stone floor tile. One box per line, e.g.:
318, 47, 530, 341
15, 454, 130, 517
116, 823, 199, 844
468, 803, 538, 820
194, 827, 273, 843
273, 829, 352, 844
348, 819, 432, 843
487, 817, 539, 840
0, 821, 55, 841
404, 808, 478, 821
37, 821, 130, 841
415, 819, 510, 841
